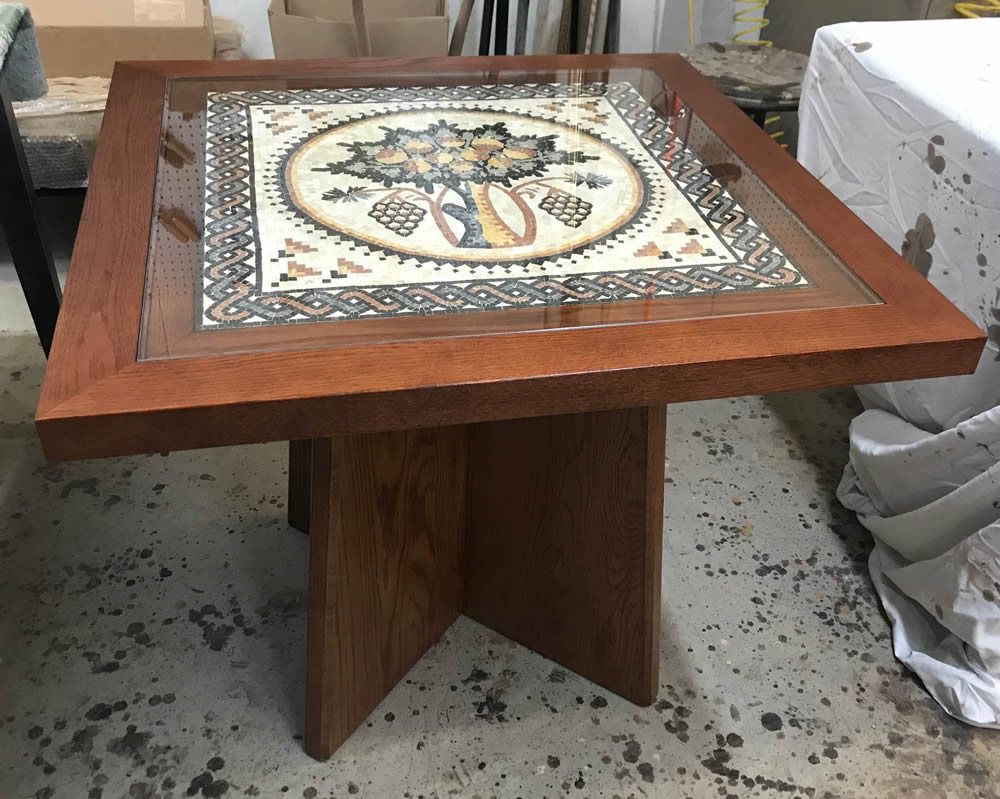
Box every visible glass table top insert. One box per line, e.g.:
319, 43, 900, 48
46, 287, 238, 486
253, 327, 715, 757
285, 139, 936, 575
139, 67, 878, 360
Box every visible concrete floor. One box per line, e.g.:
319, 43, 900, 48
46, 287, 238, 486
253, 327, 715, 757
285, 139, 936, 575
3, 330, 1000, 799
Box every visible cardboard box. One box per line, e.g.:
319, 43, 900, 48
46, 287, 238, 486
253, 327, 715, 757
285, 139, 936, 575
269, 0, 448, 59
26, 0, 214, 78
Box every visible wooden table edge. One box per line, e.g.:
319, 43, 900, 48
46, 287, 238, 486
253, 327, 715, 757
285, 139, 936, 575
36, 333, 984, 461
34, 53, 988, 460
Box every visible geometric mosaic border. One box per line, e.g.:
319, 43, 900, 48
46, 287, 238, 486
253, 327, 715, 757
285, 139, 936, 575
200, 82, 810, 329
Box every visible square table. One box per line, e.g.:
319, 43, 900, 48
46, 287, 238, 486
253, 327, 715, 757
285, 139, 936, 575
35, 54, 984, 761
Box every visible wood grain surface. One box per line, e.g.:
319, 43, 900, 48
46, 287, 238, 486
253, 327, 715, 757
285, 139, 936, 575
303, 406, 666, 757
464, 406, 666, 705
305, 427, 466, 760
37, 63, 165, 411
37, 326, 982, 461
35, 55, 985, 461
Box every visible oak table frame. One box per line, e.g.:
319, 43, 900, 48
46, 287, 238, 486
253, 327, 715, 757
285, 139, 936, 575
35, 54, 984, 761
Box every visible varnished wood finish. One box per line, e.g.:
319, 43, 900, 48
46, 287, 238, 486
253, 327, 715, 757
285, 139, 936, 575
36, 54, 986, 766
38, 63, 164, 413
36, 55, 985, 461
287, 440, 312, 534
464, 407, 665, 705
305, 427, 466, 760
304, 407, 664, 757
37, 335, 982, 461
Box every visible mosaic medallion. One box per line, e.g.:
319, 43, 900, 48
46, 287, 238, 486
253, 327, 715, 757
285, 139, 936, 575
199, 83, 812, 329
283, 110, 644, 263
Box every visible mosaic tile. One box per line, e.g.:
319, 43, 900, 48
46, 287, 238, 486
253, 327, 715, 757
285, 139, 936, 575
199, 83, 811, 328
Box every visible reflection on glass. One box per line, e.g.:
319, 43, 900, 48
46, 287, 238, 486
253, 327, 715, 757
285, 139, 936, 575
138, 68, 878, 360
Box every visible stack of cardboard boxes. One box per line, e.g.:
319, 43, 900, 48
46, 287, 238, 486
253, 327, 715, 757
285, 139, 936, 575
269, 0, 448, 59
25, 0, 448, 77
25, 0, 214, 77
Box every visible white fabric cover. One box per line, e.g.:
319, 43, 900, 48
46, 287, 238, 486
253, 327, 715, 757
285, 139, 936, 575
798, 19, 1000, 726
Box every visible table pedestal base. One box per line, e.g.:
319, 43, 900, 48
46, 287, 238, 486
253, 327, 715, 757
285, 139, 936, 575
291, 406, 666, 761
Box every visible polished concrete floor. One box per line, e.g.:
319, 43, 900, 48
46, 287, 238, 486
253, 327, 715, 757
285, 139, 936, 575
2, 329, 1000, 799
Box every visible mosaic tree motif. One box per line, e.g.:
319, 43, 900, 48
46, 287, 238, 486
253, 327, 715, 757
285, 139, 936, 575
311, 119, 611, 249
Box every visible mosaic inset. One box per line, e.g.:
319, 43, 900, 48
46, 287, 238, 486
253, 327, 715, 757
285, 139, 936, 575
200, 83, 811, 329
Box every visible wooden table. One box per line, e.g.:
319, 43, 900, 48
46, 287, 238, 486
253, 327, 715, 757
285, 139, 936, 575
35, 54, 984, 761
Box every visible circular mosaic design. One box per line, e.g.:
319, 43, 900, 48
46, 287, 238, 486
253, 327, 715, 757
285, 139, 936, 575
284, 109, 646, 264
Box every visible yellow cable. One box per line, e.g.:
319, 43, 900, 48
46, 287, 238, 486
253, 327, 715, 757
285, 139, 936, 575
766, 115, 784, 142
732, 0, 771, 46
954, 0, 1000, 17
688, 0, 695, 46
731, 2, 787, 148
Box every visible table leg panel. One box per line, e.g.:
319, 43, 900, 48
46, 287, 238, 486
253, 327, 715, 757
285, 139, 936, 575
304, 427, 466, 760
464, 406, 665, 706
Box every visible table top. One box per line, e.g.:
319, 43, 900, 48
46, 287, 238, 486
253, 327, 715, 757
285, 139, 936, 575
36, 54, 984, 460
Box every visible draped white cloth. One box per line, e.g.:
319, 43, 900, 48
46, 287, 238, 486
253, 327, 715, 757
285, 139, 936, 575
798, 19, 1000, 726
